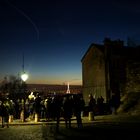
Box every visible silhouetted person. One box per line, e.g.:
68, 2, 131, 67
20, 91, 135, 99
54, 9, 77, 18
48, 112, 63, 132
14, 99, 20, 119
109, 93, 120, 114
34, 93, 41, 118
51, 95, 62, 132
88, 94, 96, 114
44, 98, 52, 121
1, 101, 9, 128
28, 99, 34, 120
40, 99, 46, 119
73, 94, 85, 128
97, 96, 104, 115
62, 95, 73, 128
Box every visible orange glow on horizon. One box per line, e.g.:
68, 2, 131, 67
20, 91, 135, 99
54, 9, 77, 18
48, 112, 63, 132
27, 78, 82, 85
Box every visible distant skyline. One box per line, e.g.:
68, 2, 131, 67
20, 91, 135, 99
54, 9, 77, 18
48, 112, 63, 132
0, 0, 140, 85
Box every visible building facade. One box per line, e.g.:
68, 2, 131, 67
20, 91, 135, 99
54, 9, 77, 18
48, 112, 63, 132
81, 38, 126, 105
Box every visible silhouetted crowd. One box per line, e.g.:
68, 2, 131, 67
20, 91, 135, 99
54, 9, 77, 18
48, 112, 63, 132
88, 93, 120, 115
0, 92, 120, 129
0, 93, 85, 129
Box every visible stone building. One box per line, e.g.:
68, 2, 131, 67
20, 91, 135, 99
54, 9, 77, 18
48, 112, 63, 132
81, 38, 138, 105
124, 47, 140, 94
81, 43, 107, 105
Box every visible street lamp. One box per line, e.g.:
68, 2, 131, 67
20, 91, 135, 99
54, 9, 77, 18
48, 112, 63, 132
21, 72, 28, 122
20, 53, 29, 122
21, 72, 28, 82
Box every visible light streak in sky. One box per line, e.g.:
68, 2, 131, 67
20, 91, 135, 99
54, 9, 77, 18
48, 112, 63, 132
6, 0, 39, 40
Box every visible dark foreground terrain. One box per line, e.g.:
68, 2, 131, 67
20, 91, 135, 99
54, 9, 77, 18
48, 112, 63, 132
0, 115, 140, 140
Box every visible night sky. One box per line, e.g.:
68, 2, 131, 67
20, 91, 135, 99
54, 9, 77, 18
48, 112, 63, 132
0, 0, 140, 85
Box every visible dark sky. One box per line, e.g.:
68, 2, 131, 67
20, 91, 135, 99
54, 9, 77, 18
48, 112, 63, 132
0, 0, 140, 85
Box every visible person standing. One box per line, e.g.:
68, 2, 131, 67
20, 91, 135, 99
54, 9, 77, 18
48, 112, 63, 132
73, 94, 85, 128
62, 95, 73, 128
1, 101, 9, 128
55, 96, 63, 132
109, 93, 120, 114
34, 93, 42, 120
88, 94, 96, 114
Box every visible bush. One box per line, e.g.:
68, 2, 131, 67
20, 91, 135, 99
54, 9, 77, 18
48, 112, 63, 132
117, 92, 140, 113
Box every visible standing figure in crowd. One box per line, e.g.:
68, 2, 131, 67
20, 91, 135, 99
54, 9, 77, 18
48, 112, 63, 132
97, 96, 104, 115
40, 99, 46, 119
73, 94, 85, 128
88, 94, 96, 114
51, 95, 63, 132
52, 95, 62, 131
0, 101, 9, 128
109, 93, 120, 114
62, 95, 73, 128
14, 99, 20, 119
44, 98, 52, 121
34, 93, 42, 119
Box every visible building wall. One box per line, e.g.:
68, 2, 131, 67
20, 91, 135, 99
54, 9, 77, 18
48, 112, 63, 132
109, 54, 126, 98
125, 61, 140, 93
82, 39, 140, 106
82, 46, 106, 105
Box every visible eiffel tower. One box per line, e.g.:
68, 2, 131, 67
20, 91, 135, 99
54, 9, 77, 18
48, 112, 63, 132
66, 82, 70, 94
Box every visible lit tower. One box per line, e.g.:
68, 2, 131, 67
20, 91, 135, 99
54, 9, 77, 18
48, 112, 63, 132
66, 82, 70, 94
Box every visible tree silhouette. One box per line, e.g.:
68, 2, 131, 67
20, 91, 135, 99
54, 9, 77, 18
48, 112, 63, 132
0, 75, 26, 100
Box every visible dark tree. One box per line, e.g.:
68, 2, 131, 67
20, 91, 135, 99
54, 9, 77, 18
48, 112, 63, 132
0, 75, 25, 100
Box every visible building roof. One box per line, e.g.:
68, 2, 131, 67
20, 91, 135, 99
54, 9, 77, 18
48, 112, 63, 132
81, 43, 104, 62
81, 38, 140, 63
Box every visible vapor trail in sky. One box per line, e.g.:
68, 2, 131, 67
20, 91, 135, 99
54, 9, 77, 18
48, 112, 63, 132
6, 0, 39, 40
